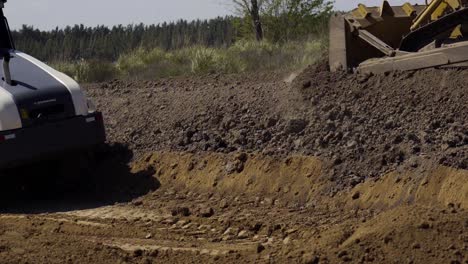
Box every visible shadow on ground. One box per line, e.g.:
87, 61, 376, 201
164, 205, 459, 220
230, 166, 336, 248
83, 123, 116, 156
0, 143, 160, 214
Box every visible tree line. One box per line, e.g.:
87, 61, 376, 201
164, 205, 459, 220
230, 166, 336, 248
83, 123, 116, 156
12, 17, 238, 62
11, 0, 333, 62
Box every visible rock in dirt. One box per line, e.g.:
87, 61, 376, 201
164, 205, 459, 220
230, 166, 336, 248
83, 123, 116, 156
132, 249, 143, 257
237, 230, 250, 239
223, 227, 240, 236
285, 119, 307, 134
418, 222, 431, 229
302, 80, 312, 89
198, 206, 215, 218
256, 244, 265, 254
225, 160, 244, 174
352, 191, 360, 200
171, 207, 191, 217
219, 199, 229, 209
302, 254, 319, 264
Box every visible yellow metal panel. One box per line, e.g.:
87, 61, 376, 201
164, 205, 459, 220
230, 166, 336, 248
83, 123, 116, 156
411, 0, 444, 30
352, 4, 370, 19
450, 25, 463, 38
430, 0, 460, 20
446, 0, 461, 9
402, 2, 416, 16
431, 2, 449, 20
414, 0, 462, 27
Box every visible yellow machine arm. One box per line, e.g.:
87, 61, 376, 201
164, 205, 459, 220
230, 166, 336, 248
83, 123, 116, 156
411, 0, 463, 30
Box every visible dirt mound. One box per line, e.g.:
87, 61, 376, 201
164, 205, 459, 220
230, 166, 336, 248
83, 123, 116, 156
0, 65, 466, 263
347, 163, 468, 210
294, 64, 467, 187
132, 151, 468, 210
85, 72, 298, 157
2, 151, 463, 264
86, 63, 467, 189
132, 151, 325, 205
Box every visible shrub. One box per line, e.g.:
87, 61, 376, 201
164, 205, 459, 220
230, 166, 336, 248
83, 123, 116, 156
51, 37, 328, 82
116, 48, 147, 76
190, 47, 219, 74
78, 60, 119, 82
52, 60, 118, 83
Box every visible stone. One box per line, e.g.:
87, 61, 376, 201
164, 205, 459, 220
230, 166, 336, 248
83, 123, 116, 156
256, 244, 265, 253
171, 207, 191, 217
222, 235, 234, 241
225, 160, 244, 174
237, 230, 250, 239
285, 119, 307, 134
235, 152, 248, 162
223, 227, 240, 236
199, 207, 215, 218
133, 249, 143, 257
219, 199, 229, 209
418, 222, 431, 229
132, 200, 143, 206
337, 250, 348, 258
302, 254, 319, 264
352, 191, 360, 200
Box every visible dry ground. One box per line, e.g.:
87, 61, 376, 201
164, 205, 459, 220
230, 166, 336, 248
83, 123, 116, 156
0, 65, 466, 263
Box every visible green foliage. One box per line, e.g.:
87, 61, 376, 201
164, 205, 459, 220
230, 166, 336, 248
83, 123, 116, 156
116, 48, 191, 80
190, 47, 219, 74
75, 60, 119, 83
52, 60, 118, 83
116, 48, 148, 75
18, 0, 333, 83
52, 38, 327, 83
233, 0, 333, 42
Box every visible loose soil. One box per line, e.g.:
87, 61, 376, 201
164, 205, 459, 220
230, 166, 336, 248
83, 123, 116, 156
0, 63, 466, 263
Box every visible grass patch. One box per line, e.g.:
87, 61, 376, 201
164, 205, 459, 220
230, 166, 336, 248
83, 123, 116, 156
52, 60, 119, 83
52, 38, 327, 83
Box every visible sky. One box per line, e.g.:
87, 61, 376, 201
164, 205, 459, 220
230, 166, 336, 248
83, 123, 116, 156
5, 0, 427, 30
335, 0, 425, 11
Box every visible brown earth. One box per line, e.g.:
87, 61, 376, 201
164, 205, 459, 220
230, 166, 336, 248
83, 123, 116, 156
0, 64, 466, 263
86, 62, 467, 189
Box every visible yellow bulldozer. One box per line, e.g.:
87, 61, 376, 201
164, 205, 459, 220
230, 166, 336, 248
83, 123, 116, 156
329, 0, 468, 73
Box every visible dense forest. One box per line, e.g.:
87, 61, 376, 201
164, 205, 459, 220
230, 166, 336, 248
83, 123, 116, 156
12, 17, 239, 62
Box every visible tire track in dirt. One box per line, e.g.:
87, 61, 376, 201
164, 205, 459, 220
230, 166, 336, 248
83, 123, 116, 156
0, 65, 466, 263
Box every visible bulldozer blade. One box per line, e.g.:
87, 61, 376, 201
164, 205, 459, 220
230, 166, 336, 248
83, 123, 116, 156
357, 41, 468, 73
329, 14, 348, 72
328, 13, 389, 72
329, 2, 426, 72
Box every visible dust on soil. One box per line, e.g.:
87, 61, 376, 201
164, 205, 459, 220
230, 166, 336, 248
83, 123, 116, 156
0, 64, 466, 263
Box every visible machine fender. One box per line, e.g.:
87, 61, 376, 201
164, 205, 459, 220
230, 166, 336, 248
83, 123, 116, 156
0, 84, 20, 130
14, 52, 89, 116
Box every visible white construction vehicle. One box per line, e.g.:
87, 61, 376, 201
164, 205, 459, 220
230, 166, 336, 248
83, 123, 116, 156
0, 0, 106, 168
